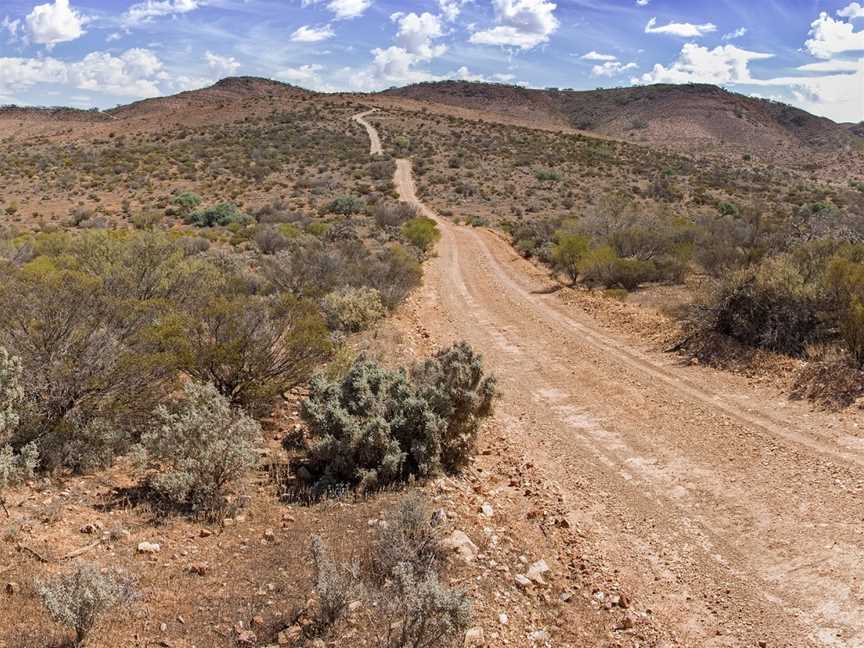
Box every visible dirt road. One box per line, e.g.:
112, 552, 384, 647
353, 110, 382, 155
376, 117, 864, 647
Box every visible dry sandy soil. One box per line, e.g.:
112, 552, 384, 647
379, 117, 864, 648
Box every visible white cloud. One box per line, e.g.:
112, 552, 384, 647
1, 16, 20, 40
805, 12, 864, 59
838, 3, 864, 19
301, 0, 371, 20
439, 0, 468, 21
469, 0, 559, 50
644, 17, 716, 38
279, 64, 325, 86
722, 27, 747, 41
636, 0, 649, 5
205, 51, 240, 77
636, 43, 772, 85
581, 51, 617, 61
290, 24, 335, 42
25, 0, 88, 47
0, 48, 171, 101
122, 0, 202, 27
797, 58, 861, 72
392, 12, 446, 58
592, 60, 637, 77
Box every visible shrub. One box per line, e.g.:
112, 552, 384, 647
0, 346, 22, 437
300, 342, 495, 490
372, 564, 470, 648
691, 256, 824, 355
373, 202, 416, 228
322, 286, 386, 333
401, 217, 440, 253
172, 191, 202, 215
254, 225, 290, 255
185, 203, 252, 227
37, 564, 136, 647
578, 246, 655, 290
325, 196, 365, 215
136, 382, 261, 516
309, 535, 361, 631
166, 293, 332, 414
368, 494, 445, 583
534, 167, 562, 182
552, 234, 589, 284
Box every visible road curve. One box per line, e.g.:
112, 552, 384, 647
353, 109, 382, 156
369, 115, 864, 647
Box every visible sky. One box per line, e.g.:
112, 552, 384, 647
1, 0, 864, 123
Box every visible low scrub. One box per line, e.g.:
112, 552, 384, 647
299, 342, 496, 492
321, 286, 386, 333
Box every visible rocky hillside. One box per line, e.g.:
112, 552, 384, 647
384, 81, 862, 156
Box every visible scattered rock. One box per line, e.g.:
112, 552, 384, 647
529, 629, 549, 642
199, 528, 213, 538
236, 630, 257, 645
559, 591, 572, 603
137, 542, 161, 554
526, 559, 550, 584
80, 522, 102, 534
498, 613, 509, 625
480, 502, 494, 517
263, 529, 276, 541
277, 626, 302, 645
442, 530, 478, 563
514, 574, 532, 589
188, 562, 209, 576
5, 582, 19, 595
464, 626, 485, 646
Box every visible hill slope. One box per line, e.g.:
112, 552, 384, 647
384, 81, 861, 155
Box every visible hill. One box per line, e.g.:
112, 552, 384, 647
383, 81, 862, 157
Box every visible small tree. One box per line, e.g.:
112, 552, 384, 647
552, 234, 589, 284
37, 564, 135, 647
136, 382, 261, 516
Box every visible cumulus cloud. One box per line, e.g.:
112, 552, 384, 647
205, 51, 241, 77
122, 0, 203, 27
644, 17, 715, 38
392, 12, 446, 58
581, 51, 617, 61
302, 0, 371, 20
805, 12, 864, 59
25, 0, 88, 47
635, 43, 772, 85
291, 24, 335, 42
0, 48, 169, 101
592, 60, 637, 77
838, 2, 864, 19
278, 64, 325, 87
636, 0, 649, 5
469, 0, 559, 50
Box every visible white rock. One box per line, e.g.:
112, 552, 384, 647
498, 613, 509, 625
442, 530, 478, 563
480, 502, 494, 517
526, 559, 550, 584
464, 626, 485, 646
529, 629, 549, 642
137, 542, 161, 554
514, 574, 532, 589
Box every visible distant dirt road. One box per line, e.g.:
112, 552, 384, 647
375, 115, 864, 647
353, 110, 382, 155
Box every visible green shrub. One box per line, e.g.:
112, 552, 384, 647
401, 217, 440, 253
322, 286, 386, 333
172, 191, 202, 215
164, 293, 332, 415
136, 382, 261, 516
185, 203, 252, 227
325, 196, 365, 215
533, 168, 562, 182
0, 346, 21, 438
578, 246, 655, 290
37, 564, 136, 647
300, 342, 495, 491
552, 234, 589, 284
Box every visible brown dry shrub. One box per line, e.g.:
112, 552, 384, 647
790, 344, 864, 410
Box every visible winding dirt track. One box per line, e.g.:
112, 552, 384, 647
369, 115, 864, 647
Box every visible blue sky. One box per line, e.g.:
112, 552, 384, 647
1, 0, 863, 122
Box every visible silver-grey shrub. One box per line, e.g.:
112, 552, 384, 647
37, 563, 136, 646
321, 286, 386, 333
136, 382, 261, 515
300, 342, 496, 490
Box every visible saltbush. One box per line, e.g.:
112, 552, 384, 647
185, 203, 252, 227
136, 382, 261, 516
322, 286, 386, 333
300, 342, 495, 490
401, 217, 440, 253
